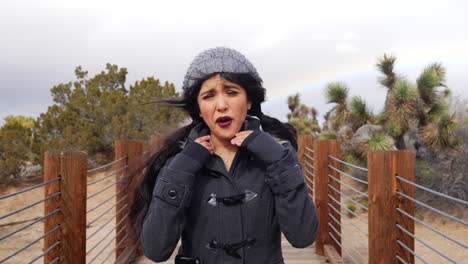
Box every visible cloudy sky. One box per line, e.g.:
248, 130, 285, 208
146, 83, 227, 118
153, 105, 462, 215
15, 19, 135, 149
1, 0, 467, 126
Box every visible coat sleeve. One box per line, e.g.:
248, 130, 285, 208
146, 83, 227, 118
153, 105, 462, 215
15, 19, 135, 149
140, 141, 211, 262
241, 131, 319, 248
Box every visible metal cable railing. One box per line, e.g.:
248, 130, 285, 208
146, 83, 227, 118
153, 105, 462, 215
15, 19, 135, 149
87, 194, 128, 227
397, 240, 429, 264
0, 208, 61, 242
86, 204, 128, 241
328, 222, 368, 263
397, 191, 467, 226
396, 224, 458, 263
328, 212, 368, 250
0, 191, 61, 220
303, 167, 315, 180
27, 240, 61, 264
303, 152, 314, 162
303, 159, 314, 170
87, 184, 128, 214
327, 173, 368, 198
87, 214, 129, 256
0, 176, 61, 200
0, 224, 61, 263
328, 184, 368, 211
87, 165, 128, 186
88, 223, 127, 264
102, 232, 129, 264
396, 208, 466, 248
329, 231, 359, 264
328, 154, 368, 172
328, 164, 368, 185
304, 146, 314, 153
396, 175, 467, 206
328, 202, 368, 236
49, 256, 60, 264
328, 194, 368, 224
87, 155, 128, 174
87, 174, 127, 201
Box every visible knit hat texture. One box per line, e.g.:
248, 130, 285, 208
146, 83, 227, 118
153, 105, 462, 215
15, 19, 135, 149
182, 47, 262, 92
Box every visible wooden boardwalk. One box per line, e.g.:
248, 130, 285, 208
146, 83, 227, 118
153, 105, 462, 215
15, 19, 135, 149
137, 235, 327, 264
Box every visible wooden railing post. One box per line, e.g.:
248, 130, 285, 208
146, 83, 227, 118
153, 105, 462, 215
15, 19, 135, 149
115, 140, 143, 261
314, 139, 341, 256
44, 151, 87, 264
298, 135, 314, 198
368, 150, 415, 264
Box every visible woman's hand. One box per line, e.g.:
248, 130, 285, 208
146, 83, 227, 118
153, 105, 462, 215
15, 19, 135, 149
194, 135, 214, 154
230, 130, 254, 146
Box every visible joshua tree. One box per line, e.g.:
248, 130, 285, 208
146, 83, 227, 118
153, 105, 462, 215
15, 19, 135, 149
287, 93, 320, 135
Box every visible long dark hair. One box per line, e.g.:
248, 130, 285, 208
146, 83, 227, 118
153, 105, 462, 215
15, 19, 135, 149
118, 72, 297, 263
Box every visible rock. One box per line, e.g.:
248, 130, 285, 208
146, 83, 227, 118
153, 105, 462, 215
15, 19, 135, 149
19, 164, 42, 178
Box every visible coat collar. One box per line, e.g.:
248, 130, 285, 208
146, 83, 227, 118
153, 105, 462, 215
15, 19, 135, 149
177, 115, 289, 177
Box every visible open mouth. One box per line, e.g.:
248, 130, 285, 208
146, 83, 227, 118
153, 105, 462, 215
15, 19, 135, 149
216, 117, 233, 127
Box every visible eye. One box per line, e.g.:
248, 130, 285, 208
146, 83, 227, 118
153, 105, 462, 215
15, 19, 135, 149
202, 94, 213, 99
228, 90, 238, 95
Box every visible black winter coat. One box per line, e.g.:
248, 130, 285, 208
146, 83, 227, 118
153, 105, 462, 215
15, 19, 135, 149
141, 116, 319, 264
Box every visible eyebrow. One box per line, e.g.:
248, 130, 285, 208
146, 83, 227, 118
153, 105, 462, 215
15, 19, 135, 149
199, 85, 240, 96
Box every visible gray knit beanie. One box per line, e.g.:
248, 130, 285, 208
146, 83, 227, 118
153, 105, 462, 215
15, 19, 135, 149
182, 47, 262, 92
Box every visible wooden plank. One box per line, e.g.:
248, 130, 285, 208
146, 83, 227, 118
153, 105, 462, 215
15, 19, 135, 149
115, 140, 143, 260
327, 140, 342, 256
324, 244, 345, 264
368, 150, 415, 264
43, 151, 62, 264
61, 151, 87, 263
395, 151, 415, 264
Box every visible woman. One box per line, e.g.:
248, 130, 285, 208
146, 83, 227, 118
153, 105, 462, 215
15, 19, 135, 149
124, 47, 319, 264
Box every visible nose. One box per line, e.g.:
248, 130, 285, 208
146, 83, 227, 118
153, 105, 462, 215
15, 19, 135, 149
216, 95, 228, 111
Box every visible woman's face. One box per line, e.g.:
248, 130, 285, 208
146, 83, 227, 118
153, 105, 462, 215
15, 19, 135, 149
197, 74, 252, 142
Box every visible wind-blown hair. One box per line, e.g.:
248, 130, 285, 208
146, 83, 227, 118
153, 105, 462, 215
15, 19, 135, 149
118, 72, 297, 263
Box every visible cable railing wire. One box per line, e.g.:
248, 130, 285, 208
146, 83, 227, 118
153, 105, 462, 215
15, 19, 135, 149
397, 240, 429, 264
396, 175, 468, 206
328, 184, 368, 211
396, 224, 458, 263
0, 208, 61, 242
303, 167, 315, 180
87, 214, 128, 256
328, 202, 368, 236
49, 256, 60, 264
87, 176, 127, 201
328, 194, 368, 224
328, 154, 368, 172
328, 164, 368, 185
87, 194, 128, 227
303, 160, 315, 170
0, 191, 61, 220
101, 232, 129, 264
397, 191, 467, 226
305, 176, 314, 187
87, 165, 128, 186
329, 231, 359, 264
87, 183, 128, 214
396, 255, 409, 264
87, 204, 128, 241
304, 146, 314, 153
27, 240, 61, 264
87, 155, 128, 174
396, 208, 466, 248
0, 224, 61, 263
0, 176, 61, 200
88, 223, 127, 264
303, 152, 314, 162
327, 173, 368, 198
328, 222, 368, 263
328, 212, 369, 250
